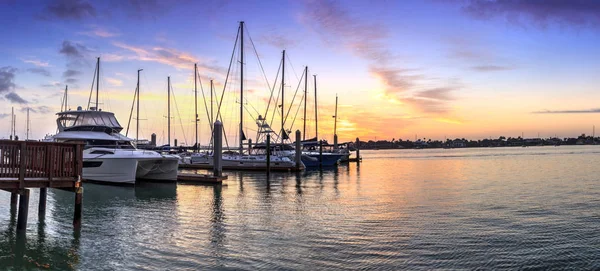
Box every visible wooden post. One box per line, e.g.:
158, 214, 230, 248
73, 186, 83, 230
319, 140, 323, 168
248, 139, 252, 155
213, 121, 222, 177
19, 142, 26, 189
10, 192, 18, 209
17, 189, 30, 231
38, 188, 47, 219
266, 134, 271, 176
356, 137, 360, 162
295, 130, 302, 171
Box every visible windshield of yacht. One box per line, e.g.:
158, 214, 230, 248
79, 139, 136, 150
58, 111, 122, 130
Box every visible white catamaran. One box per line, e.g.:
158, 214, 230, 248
48, 58, 179, 184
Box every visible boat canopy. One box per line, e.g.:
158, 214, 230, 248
51, 131, 133, 142
56, 110, 123, 133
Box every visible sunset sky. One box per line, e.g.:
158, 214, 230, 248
1, 0, 600, 145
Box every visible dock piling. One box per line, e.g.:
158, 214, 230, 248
10, 192, 18, 210
213, 121, 223, 177
73, 186, 83, 229
38, 187, 47, 219
334, 134, 338, 150
295, 130, 302, 171
17, 189, 30, 231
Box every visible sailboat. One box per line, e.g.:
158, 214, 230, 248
297, 74, 345, 167
47, 58, 180, 184
187, 22, 302, 171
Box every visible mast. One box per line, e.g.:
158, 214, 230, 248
10, 107, 13, 140
334, 93, 338, 136
194, 63, 198, 152
210, 79, 214, 130
26, 107, 29, 140
62, 85, 68, 111
281, 49, 285, 149
314, 74, 318, 140
239, 21, 244, 155
136, 69, 142, 142
303, 66, 307, 141
168, 76, 171, 146
95, 57, 100, 110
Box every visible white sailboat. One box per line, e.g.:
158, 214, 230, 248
48, 58, 179, 184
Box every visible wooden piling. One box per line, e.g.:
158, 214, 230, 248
10, 192, 18, 209
73, 186, 83, 229
38, 187, 47, 219
295, 130, 302, 171
266, 134, 271, 176
213, 121, 223, 177
334, 134, 338, 150
17, 189, 30, 231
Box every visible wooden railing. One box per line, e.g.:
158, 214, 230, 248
0, 140, 83, 189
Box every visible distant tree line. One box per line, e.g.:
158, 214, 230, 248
351, 134, 600, 150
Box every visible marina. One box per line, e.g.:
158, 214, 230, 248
2, 146, 600, 269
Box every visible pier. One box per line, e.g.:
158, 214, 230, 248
0, 140, 84, 230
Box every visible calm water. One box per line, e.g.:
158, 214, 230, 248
1, 146, 600, 270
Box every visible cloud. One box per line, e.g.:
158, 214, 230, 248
43, 0, 96, 20
471, 65, 514, 72
0, 66, 17, 93
28, 68, 52, 77
63, 69, 82, 78
106, 77, 123, 86
260, 33, 297, 49
21, 58, 50, 67
533, 109, 600, 114
0, 113, 10, 119
112, 42, 224, 73
302, 0, 458, 114
65, 78, 78, 84
462, 0, 600, 27
79, 25, 120, 38
59, 40, 90, 60
5, 92, 28, 104
42, 82, 62, 88
416, 87, 456, 101
20, 106, 52, 114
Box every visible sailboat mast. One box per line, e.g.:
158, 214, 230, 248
239, 21, 244, 155
210, 79, 214, 129
26, 107, 29, 140
303, 66, 307, 141
314, 74, 318, 140
168, 76, 171, 146
281, 49, 285, 148
95, 57, 100, 110
194, 63, 198, 152
334, 94, 338, 136
10, 107, 13, 140
136, 69, 142, 142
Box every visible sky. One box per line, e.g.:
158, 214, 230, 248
1, 0, 600, 145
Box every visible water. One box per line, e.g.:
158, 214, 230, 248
1, 146, 600, 270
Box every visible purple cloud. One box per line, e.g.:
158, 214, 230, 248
43, 0, 96, 20
463, 0, 600, 27
471, 65, 514, 72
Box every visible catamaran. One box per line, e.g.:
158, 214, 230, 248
47, 58, 179, 184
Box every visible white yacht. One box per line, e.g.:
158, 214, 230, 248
48, 107, 180, 185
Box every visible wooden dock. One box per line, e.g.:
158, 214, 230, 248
0, 140, 84, 230
177, 173, 227, 184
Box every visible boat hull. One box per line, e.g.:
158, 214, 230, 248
185, 153, 303, 171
